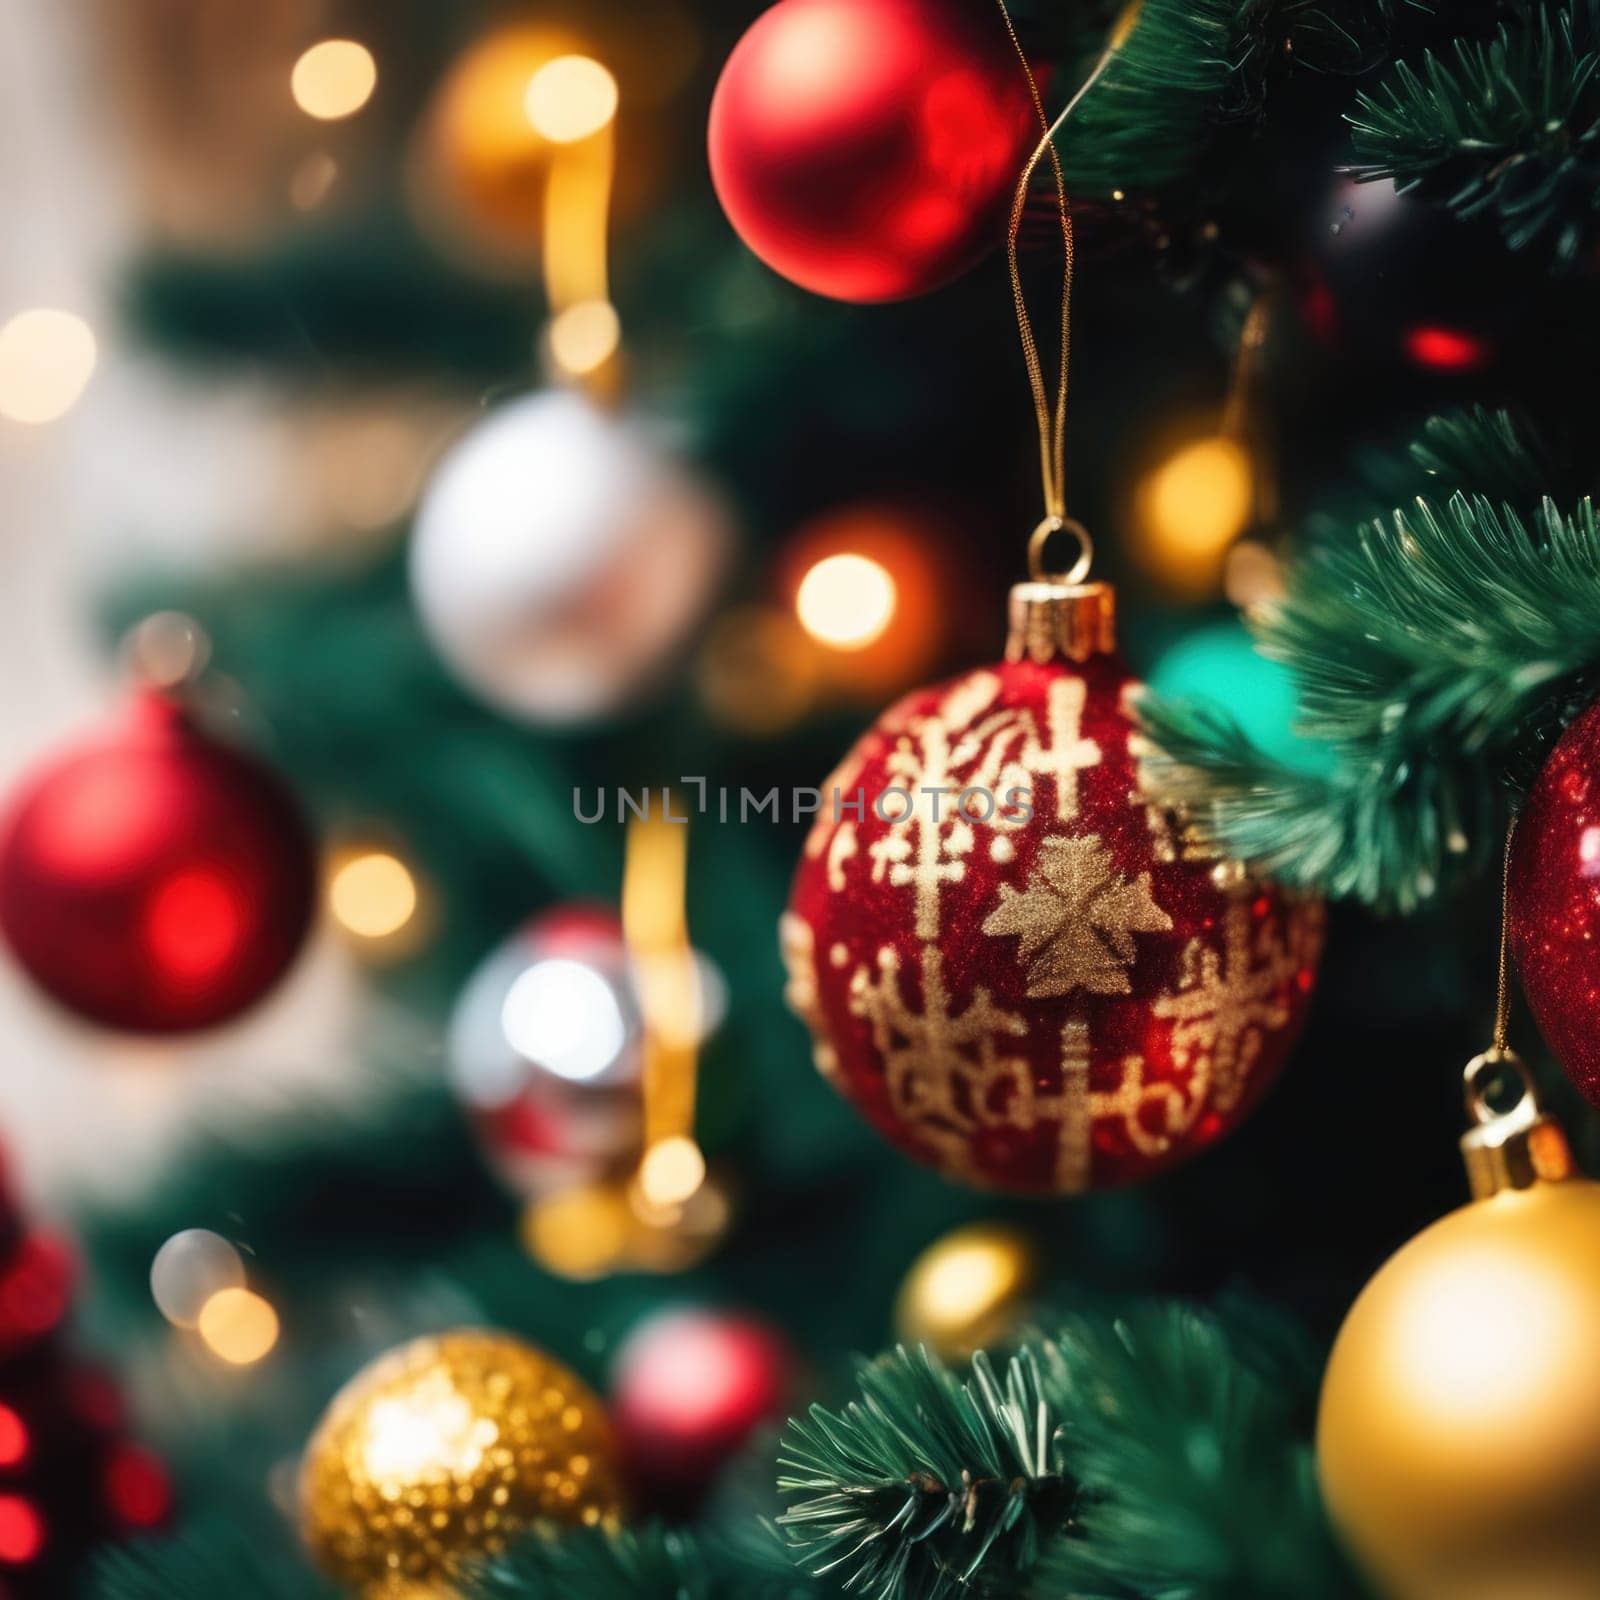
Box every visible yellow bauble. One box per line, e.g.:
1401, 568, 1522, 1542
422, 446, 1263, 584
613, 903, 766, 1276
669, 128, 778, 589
894, 1223, 1038, 1359
301, 1329, 624, 1596
1318, 1055, 1600, 1600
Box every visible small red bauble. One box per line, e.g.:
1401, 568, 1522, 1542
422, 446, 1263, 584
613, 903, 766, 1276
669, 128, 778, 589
783, 581, 1324, 1193
611, 1309, 794, 1498
1510, 697, 1600, 1105
708, 0, 1036, 302
0, 694, 316, 1034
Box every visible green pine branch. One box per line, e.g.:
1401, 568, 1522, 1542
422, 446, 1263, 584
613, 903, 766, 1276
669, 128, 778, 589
1138, 409, 1600, 911
778, 1345, 1075, 1599
1136, 694, 1494, 911
777, 1307, 1354, 1600
1061, 0, 1418, 194
465, 1521, 826, 1600
1034, 1307, 1360, 1600
1348, 0, 1600, 269
1059, 0, 1238, 193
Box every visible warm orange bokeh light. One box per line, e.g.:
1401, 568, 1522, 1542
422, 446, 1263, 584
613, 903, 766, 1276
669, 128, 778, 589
779, 507, 945, 698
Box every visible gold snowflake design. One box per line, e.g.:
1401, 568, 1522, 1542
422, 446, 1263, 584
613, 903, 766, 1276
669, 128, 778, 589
981, 835, 1172, 997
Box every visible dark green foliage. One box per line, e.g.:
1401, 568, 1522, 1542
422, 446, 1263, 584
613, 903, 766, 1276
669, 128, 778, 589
1348, 0, 1600, 268
775, 1306, 1353, 1600
1059, 0, 1240, 193
1139, 410, 1600, 910
126, 213, 544, 378
1014, 0, 1415, 196
466, 1521, 827, 1600
90, 1516, 339, 1600
779, 1346, 1075, 1599
1032, 1307, 1361, 1600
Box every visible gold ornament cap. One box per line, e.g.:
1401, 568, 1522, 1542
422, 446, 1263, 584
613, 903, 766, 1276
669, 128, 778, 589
1006, 517, 1116, 665
1459, 1048, 1575, 1200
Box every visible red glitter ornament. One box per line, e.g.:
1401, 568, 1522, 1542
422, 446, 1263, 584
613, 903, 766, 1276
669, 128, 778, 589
783, 578, 1324, 1193
708, 0, 1036, 302
1509, 697, 1600, 1106
0, 694, 316, 1034
611, 1309, 793, 1501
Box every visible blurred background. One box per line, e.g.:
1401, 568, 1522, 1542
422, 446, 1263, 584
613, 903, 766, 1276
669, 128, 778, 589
0, 0, 1588, 1591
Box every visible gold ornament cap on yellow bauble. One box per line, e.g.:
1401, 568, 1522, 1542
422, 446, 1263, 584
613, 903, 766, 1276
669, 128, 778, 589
300, 1328, 624, 1597
1317, 1050, 1600, 1600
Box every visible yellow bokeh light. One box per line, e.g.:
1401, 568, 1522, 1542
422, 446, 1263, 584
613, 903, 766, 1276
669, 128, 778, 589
522, 1185, 632, 1280
0, 309, 96, 425
1135, 435, 1253, 596
328, 850, 418, 940
637, 1136, 706, 1209
197, 1287, 280, 1366
546, 300, 621, 377
525, 55, 619, 143
292, 40, 378, 121
795, 553, 897, 651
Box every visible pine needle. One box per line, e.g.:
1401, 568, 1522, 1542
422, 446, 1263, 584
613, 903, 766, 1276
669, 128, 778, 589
1138, 410, 1600, 910
1348, 0, 1600, 269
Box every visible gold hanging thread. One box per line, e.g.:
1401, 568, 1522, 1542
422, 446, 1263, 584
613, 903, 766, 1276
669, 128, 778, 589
993, 5, 1127, 539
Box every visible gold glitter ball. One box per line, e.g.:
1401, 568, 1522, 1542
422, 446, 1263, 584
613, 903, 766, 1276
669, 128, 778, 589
300, 1328, 624, 1596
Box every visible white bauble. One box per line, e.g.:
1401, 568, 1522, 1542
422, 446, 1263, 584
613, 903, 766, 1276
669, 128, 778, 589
448, 906, 728, 1200
409, 390, 730, 723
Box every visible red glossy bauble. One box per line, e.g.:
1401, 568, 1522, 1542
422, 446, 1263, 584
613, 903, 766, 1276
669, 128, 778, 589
611, 1309, 794, 1499
0, 694, 316, 1034
708, 0, 1036, 302
783, 583, 1324, 1193
1510, 698, 1600, 1105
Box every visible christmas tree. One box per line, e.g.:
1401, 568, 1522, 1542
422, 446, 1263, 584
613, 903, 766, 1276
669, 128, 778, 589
4, 2, 1600, 1597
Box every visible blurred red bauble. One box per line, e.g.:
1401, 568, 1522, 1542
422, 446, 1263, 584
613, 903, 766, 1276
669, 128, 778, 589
708, 0, 1035, 302
0, 694, 316, 1034
783, 580, 1324, 1192
1510, 698, 1600, 1106
611, 1309, 793, 1498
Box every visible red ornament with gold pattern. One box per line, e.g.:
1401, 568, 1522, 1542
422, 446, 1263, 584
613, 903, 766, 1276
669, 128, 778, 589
782, 524, 1324, 1193
1508, 696, 1600, 1106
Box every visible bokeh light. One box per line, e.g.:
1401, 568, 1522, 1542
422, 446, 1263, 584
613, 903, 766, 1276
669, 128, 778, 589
0, 309, 96, 425
0, 1407, 27, 1470
328, 850, 418, 941
291, 41, 378, 121
1148, 619, 1334, 774
525, 56, 618, 143
1134, 435, 1254, 597
196, 1287, 279, 1365
795, 553, 897, 650
522, 1184, 632, 1279
150, 1229, 245, 1329
0, 1496, 43, 1565
780, 506, 946, 698
637, 1136, 706, 1209
125, 612, 210, 691
1405, 324, 1492, 373
499, 958, 628, 1083
546, 299, 621, 376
